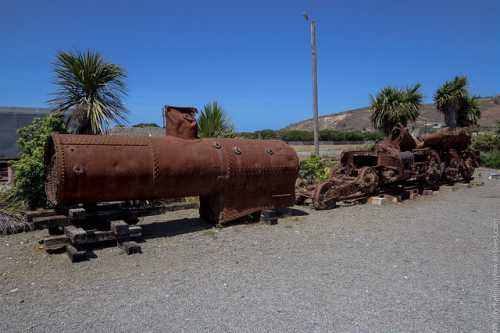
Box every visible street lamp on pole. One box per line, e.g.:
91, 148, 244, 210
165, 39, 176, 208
304, 12, 320, 156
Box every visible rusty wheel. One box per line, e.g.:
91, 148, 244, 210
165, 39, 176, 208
424, 152, 441, 189
312, 181, 337, 210
358, 167, 379, 194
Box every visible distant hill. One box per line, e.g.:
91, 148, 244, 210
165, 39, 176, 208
285, 96, 500, 132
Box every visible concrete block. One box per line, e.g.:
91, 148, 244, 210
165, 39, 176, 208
368, 196, 386, 206
384, 194, 401, 203
110, 220, 129, 236
406, 189, 419, 200
441, 185, 456, 192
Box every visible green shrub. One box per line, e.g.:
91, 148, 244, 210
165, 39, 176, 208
299, 155, 332, 184
132, 123, 160, 128
481, 150, 500, 169
280, 130, 314, 141
256, 129, 278, 140
472, 133, 500, 152
236, 132, 258, 139
10, 114, 67, 209
237, 129, 383, 142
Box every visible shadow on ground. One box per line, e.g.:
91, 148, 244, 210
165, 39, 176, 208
140, 207, 309, 240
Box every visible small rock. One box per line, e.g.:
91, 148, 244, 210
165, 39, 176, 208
8, 288, 18, 293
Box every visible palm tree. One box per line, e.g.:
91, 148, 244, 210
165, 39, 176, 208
50, 50, 128, 134
370, 83, 423, 136
433, 76, 478, 128
198, 102, 235, 138
457, 95, 480, 127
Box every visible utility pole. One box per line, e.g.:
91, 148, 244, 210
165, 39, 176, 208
304, 13, 320, 156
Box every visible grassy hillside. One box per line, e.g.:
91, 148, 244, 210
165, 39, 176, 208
286, 96, 500, 132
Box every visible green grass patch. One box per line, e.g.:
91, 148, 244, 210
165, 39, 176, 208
481, 150, 500, 169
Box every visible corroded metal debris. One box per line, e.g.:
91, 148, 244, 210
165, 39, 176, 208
300, 126, 479, 210
45, 106, 299, 225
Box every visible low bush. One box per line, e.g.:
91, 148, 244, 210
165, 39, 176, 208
280, 130, 314, 142
299, 155, 334, 184
481, 150, 500, 169
472, 131, 500, 169
235, 129, 383, 142
472, 133, 500, 152
9, 114, 67, 209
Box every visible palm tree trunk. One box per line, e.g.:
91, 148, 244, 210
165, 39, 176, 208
444, 107, 457, 128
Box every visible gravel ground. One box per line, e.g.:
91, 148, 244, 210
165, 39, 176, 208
1, 169, 499, 332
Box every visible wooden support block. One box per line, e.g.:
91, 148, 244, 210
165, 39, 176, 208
119, 241, 141, 255
66, 244, 87, 262
25, 209, 56, 222
68, 208, 87, 220
48, 225, 64, 235
403, 189, 419, 200
368, 196, 386, 206
64, 225, 87, 243
111, 220, 129, 236
129, 225, 143, 238
43, 235, 69, 251
32, 215, 68, 230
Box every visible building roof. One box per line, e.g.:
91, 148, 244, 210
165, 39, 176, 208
0, 106, 51, 115
0, 107, 51, 160
109, 127, 165, 137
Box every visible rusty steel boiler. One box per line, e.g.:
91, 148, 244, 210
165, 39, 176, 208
45, 132, 299, 224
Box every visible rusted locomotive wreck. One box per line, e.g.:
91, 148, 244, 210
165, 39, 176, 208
45, 106, 299, 225
299, 126, 479, 210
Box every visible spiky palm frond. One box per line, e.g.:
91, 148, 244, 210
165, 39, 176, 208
198, 102, 234, 138
370, 84, 422, 136
457, 95, 481, 127
433, 76, 468, 128
50, 50, 128, 134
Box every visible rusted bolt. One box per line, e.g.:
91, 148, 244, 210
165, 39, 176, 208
73, 165, 85, 175
266, 148, 274, 155
213, 142, 222, 149
233, 146, 242, 155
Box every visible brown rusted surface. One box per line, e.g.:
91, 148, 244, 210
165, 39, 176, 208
307, 126, 479, 210
164, 105, 198, 139
45, 134, 299, 224
416, 127, 471, 151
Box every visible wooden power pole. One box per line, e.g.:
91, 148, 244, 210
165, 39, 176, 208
305, 13, 320, 156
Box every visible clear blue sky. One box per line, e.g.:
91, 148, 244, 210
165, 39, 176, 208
1, 0, 498, 131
